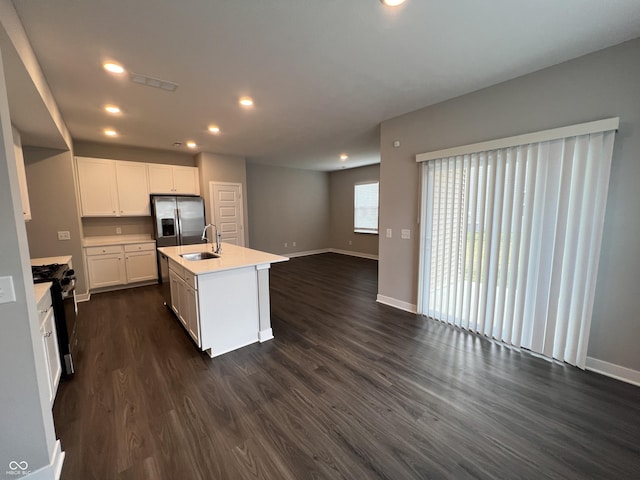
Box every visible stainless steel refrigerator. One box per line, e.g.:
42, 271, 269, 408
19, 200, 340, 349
151, 194, 206, 289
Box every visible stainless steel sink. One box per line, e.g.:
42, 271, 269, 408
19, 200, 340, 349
180, 252, 220, 261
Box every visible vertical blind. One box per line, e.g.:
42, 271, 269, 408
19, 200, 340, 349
417, 119, 617, 368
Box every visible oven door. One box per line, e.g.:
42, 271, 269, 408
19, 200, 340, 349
61, 279, 78, 369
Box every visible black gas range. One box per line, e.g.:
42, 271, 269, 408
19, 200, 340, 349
32, 263, 76, 377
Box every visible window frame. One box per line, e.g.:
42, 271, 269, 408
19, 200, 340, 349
353, 181, 379, 235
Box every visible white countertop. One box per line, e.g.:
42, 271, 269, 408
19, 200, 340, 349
158, 243, 288, 275
34, 281, 52, 305
31, 255, 72, 267
83, 234, 155, 247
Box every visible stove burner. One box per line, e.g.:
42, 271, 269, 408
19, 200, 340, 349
31, 263, 63, 283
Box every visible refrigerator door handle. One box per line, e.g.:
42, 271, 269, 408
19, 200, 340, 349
175, 207, 183, 245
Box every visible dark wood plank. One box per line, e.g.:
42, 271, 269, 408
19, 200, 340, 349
54, 253, 640, 479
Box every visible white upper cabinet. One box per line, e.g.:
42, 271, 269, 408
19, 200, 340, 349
77, 157, 151, 217
149, 164, 199, 195
13, 127, 31, 221
115, 161, 150, 215
76, 157, 119, 216
172, 166, 200, 194
147, 164, 174, 193
77, 157, 199, 217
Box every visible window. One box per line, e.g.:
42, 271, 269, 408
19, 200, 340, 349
417, 118, 618, 368
354, 181, 379, 234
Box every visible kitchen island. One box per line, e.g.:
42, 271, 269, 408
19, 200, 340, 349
157, 243, 288, 358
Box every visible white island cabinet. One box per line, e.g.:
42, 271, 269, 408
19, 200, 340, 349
158, 243, 288, 358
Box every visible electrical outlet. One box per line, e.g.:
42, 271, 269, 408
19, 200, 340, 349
116, 227, 122, 234
401, 229, 411, 240
0, 276, 16, 304
292, 241, 296, 247
284, 242, 288, 248
386, 228, 392, 238
57, 231, 71, 241
348, 240, 352, 245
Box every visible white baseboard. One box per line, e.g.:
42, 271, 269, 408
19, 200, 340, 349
376, 294, 417, 314
259, 328, 274, 342
286, 248, 331, 258
329, 248, 379, 260
585, 356, 640, 387
285, 248, 379, 260
76, 292, 90, 302
24, 440, 65, 479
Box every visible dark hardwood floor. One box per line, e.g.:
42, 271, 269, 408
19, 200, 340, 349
54, 253, 640, 479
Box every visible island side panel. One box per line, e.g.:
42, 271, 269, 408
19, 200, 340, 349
256, 264, 274, 342
198, 266, 259, 357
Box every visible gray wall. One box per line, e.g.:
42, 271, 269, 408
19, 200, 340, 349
195, 152, 249, 246
0, 52, 56, 476
247, 163, 330, 255
81, 216, 153, 238
73, 141, 195, 166
379, 38, 640, 371
24, 147, 86, 294
329, 164, 380, 257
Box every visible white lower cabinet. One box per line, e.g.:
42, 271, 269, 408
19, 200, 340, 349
169, 267, 185, 325
184, 283, 200, 345
124, 243, 157, 283
86, 242, 158, 290
86, 246, 126, 289
168, 261, 201, 347
38, 288, 61, 407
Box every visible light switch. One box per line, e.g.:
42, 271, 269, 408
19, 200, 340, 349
0, 276, 16, 304
57, 231, 71, 240
386, 228, 392, 238
401, 229, 411, 240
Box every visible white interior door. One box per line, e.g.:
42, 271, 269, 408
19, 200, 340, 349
209, 182, 245, 246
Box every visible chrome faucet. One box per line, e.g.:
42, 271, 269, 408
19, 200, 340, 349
201, 224, 222, 254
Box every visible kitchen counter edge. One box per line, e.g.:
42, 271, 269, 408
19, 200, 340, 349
158, 243, 288, 275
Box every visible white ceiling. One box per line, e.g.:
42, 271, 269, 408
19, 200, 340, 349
10, 0, 640, 171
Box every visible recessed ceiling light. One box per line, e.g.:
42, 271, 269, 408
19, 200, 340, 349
104, 104, 121, 114
104, 128, 118, 137
186, 141, 197, 149
239, 96, 254, 107
103, 62, 124, 74
208, 125, 221, 134
381, 0, 406, 6
340, 153, 349, 161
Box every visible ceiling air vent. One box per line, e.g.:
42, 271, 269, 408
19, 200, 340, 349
129, 72, 178, 92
